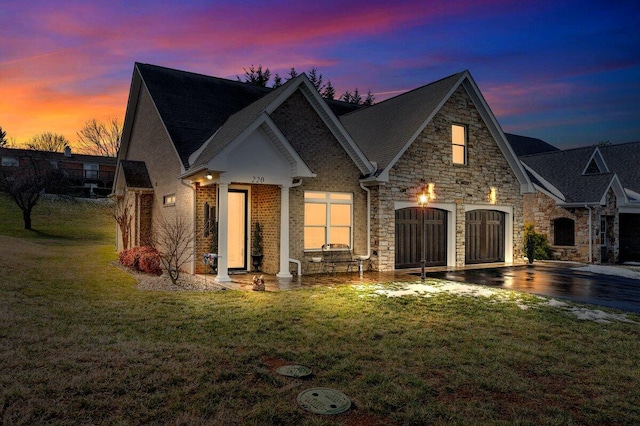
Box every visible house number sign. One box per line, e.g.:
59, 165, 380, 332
252, 176, 265, 183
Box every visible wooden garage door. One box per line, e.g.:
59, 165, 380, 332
395, 208, 447, 268
465, 210, 505, 264
620, 214, 640, 262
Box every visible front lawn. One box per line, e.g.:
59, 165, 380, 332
1, 195, 639, 425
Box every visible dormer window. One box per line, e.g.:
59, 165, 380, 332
584, 158, 602, 174
582, 149, 609, 175
452, 124, 466, 165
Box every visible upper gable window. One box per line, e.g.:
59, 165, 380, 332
452, 124, 466, 165
584, 158, 602, 174
1, 156, 19, 167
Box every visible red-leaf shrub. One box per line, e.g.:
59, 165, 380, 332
138, 247, 162, 275
119, 246, 162, 275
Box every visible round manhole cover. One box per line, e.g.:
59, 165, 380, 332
276, 364, 312, 378
297, 388, 351, 415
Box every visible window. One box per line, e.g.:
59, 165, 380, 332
84, 163, 99, 179
554, 218, 575, 246
304, 191, 352, 250
452, 124, 466, 164
1, 156, 19, 167
163, 194, 176, 206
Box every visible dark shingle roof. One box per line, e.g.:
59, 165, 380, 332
340, 72, 465, 171
506, 133, 559, 157
136, 63, 363, 169
521, 147, 613, 203
0, 146, 116, 165
120, 160, 152, 188
136, 63, 272, 169
599, 141, 640, 194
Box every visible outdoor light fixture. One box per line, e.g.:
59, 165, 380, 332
417, 183, 430, 281
490, 187, 497, 204
206, 173, 213, 180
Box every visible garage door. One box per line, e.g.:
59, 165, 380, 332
620, 214, 640, 262
395, 208, 447, 268
465, 210, 505, 264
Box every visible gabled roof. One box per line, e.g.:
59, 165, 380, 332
340, 71, 532, 192
120, 160, 152, 189
506, 133, 559, 157
340, 72, 465, 173
598, 141, 640, 195
135, 63, 273, 169
520, 143, 638, 204
187, 73, 375, 177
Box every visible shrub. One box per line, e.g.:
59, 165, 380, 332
524, 222, 551, 262
119, 246, 162, 275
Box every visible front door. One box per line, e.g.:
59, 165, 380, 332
228, 189, 248, 270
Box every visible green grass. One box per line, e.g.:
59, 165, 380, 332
1, 195, 639, 425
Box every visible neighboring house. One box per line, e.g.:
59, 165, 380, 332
113, 63, 533, 281
0, 146, 116, 197
516, 141, 640, 263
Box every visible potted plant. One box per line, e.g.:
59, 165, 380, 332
251, 221, 264, 272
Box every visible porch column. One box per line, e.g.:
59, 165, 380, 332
215, 182, 231, 283
276, 185, 292, 278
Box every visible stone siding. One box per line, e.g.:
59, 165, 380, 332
523, 188, 620, 263
374, 86, 525, 270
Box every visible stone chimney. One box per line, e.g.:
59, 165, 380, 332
64, 146, 72, 157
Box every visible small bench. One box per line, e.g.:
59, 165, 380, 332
321, 243, 358, 274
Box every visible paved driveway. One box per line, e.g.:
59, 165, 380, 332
425, 264, 640, 313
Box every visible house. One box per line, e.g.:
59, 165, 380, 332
516, 141, 640, 263
0, 146, 116, 197
113, 63, 533, 281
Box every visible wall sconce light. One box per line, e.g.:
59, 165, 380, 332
489, 187, 497, 204
206, 173, 213, 180
428, 183, 435, 201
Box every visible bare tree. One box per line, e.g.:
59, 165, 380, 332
152, 215, 193, 285
76, 118, 122, 157
114, 199, 133, 250
26, 132, 69, 152
0, 152, 69, 229
0, 126, 7, 147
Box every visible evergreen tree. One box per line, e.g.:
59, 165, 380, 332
363, 90, 375, 106
308, 67, 324, 92
237, 65, 270, 87
272, 73, 283, 88
322, 80, 336, 100
286, 67, 298, 81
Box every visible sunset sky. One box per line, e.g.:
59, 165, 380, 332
2, 0, 639, 150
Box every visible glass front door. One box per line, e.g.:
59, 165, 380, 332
227, 190, 247, 270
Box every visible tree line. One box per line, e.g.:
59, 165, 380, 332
0, 117, 122, 157
238, 65, 375, 106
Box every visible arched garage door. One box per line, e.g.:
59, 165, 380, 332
620, 214, 640, 262
395, 208, 447, 268
466, 210, 505, 264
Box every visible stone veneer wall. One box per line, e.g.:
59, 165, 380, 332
523, 188, 619, 263
270, 90, 368, 273
373, 85, 525, 270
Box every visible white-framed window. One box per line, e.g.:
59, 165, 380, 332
304, 191, 353, 250
163, 194, 176, 206
1, 156, 19, 167
452, 124, 467, 165
84, 163, 99, 179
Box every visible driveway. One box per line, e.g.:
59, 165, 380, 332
425, 263, 640, 313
